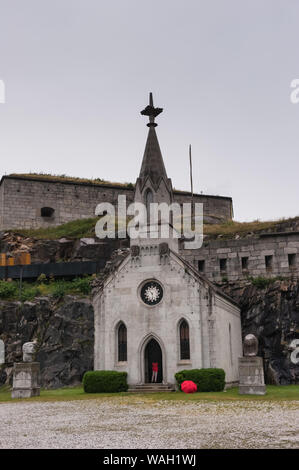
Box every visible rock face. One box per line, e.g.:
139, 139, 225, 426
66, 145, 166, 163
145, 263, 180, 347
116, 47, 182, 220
0, 232, 127, 264
0, 296, 94, 388
222, 279, 299, 385
1, 277, 299, 388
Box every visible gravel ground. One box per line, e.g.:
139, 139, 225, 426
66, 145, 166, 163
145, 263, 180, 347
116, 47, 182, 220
0, 398, 298, 449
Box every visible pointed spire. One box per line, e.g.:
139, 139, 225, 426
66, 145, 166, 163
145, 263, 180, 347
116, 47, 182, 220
138, 93, 169, 189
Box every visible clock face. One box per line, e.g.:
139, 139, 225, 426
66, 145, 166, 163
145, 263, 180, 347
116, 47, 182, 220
141, 281, 163, 306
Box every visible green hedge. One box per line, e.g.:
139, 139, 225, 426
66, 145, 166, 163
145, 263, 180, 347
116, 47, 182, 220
83, 370, 128, 393
175, 368, 225, 392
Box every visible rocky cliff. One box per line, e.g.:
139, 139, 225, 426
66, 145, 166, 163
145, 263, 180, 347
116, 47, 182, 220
0, 296, 94, 388
0, 231, 123, 264
221, 279, 299, 385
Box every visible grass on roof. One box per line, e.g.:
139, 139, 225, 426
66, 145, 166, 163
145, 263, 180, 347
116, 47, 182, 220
8, 173, 135, 189
203, 216, 299, 239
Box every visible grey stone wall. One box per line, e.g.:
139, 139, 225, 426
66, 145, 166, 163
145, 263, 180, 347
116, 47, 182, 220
182, 233, 299, 282
0, 176, 232, 230
0, 176, 133, 230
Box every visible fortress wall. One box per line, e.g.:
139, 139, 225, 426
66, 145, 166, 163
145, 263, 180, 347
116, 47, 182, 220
182, 233, 299, 281
173, 191, 233, 223
0, 177, 134, 229
0, 176, 232, 229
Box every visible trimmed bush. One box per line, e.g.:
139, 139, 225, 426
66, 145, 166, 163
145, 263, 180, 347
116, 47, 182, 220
83, 370, 128, 393
175, 368, 225, 392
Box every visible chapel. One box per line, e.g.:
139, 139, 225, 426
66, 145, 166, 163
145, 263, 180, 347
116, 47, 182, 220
93, 94, 242, 388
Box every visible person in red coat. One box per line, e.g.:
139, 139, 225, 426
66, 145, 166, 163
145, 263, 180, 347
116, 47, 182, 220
151, 362, 158, 382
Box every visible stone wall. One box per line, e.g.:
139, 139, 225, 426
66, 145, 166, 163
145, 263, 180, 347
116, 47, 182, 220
0, 175, 232, 230
182, 232, 299, 282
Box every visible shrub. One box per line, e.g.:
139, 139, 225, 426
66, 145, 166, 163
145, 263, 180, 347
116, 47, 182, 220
248, 276, 274, 289
175, 368, 225, 392
21, 285, 41, 301
83, 370, 128, 393
0, 281, 18, 299
72, 277, 92, 295
37, 273, 47, 284
51, 281, 67, 299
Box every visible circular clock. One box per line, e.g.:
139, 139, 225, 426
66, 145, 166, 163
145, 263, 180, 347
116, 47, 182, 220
140, 280, 163, 306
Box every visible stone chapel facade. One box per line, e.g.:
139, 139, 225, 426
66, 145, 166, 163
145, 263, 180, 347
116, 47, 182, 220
93, 95, 243, 388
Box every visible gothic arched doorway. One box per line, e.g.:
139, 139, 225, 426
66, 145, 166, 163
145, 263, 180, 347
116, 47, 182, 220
144, 338, 163, 383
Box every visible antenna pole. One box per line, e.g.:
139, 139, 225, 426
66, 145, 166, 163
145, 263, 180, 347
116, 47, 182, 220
189, 144, 194, 210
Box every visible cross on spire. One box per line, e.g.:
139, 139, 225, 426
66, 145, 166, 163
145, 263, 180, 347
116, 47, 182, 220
140, 92, 163, 127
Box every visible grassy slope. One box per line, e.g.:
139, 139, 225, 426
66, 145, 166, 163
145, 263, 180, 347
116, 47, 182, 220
0, 385, 298, 403
0, 277, 93, 301
15, 217, 98, 239
11, 216, 299, 241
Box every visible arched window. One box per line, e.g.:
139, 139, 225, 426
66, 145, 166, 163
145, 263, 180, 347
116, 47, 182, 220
118, 322, 127, 362
180, 320, 190, 360
145, 189, 153, 223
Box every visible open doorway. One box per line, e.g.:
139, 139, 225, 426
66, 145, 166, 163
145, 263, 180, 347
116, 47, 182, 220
144, 338, 163, 383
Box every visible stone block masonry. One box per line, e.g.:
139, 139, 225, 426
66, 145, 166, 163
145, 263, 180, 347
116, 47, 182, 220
182, 232, 299, 282
0, 175, 233, 230
11, 362, 40, 398
238, 356, 266, 395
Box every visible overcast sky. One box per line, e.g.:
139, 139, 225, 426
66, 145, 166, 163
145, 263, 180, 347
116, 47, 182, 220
0, 0, 298, 221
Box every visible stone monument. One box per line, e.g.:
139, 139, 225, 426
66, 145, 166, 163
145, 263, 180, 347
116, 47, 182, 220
238, 334, 266, 395
11, 342, 40, 399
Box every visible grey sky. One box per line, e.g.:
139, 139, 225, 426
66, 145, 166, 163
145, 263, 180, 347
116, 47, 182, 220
0, 0, 298, 221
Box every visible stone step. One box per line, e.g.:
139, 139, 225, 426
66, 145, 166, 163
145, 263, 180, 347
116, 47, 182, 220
131, 384, 174, 389
128, 383, 175, 393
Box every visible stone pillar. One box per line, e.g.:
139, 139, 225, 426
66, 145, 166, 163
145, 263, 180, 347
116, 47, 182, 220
11, 362, 40, 399
238, 356, 266, 395
239, 333, 266, 395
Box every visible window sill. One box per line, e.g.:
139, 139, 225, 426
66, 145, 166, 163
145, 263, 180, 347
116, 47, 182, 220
116, 361, 127, 366
177, 360, 192, 365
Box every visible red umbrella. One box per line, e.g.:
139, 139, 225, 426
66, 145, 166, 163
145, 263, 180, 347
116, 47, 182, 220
181, 380, 197, 393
